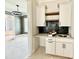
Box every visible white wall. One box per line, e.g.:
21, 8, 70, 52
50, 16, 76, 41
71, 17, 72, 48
70, 1, 74, 38
32, 0, 38, 35
32, 0, 39, 53
27, 0, 33, 56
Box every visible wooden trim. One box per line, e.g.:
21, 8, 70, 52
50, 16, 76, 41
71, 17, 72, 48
45, 12, 59, 16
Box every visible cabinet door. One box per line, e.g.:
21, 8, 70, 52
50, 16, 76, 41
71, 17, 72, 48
35, 37, 40, 50
32, 37, 40, 53
36, 5, 45, 26
46, 39, 55, 54
63, 43, 73, 58
59, 3, 71, 26
56, 42, 64, 56
40, 37, 45, 47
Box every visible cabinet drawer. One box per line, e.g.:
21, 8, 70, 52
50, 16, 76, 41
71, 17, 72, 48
46, 37, 56, 41
46, 41, 55, 54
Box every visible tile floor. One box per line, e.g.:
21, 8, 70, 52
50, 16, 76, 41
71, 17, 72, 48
27, 47, 72, 59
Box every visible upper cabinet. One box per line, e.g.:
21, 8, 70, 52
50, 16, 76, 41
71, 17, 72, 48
36, 5, 46, 26
36, 1, 72, 26
45, 2, 59, 13
59, 2, 72, 26
45, 2, 59, 21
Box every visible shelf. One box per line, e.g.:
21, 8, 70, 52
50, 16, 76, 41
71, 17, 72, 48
45, 12, 59, 16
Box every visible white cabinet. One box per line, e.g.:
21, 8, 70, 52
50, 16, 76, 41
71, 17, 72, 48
35, 37, 40, 49
40, 37, 45, 46
36, 5, 46, 26
56, 42, 64, 56
63, 43, 73, 58
46, 38, 55, 54
59, 3, 71, 26
45, 2, 59, 21
56, 42, 73, 58
45, 37, 73, 58
32, 37, 40, 53
46, 2, 59, 13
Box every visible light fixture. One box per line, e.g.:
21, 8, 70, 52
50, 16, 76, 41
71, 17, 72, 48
11, 5, 22, 16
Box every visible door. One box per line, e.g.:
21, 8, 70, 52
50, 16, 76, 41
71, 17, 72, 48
36, 5, 45, 26
46, 38, 55, 55
15, 16, 21, 34
63, 43, 73, 58
56, 42, 64, 56
59, 2, 71, 26
23, 17, 28, 33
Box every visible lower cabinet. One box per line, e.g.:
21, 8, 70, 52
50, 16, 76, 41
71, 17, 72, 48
56, 42, 64, 56
46, 38, 73, 58
40, 37, 45, 47
56, 42, 73, 58
32, 37, 40, 53
46, 38, 56, 54
63, 43, 73, 58
46, 41, 55, 54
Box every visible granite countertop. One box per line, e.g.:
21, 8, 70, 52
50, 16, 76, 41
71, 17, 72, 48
34, 33, 72, 38
34, 33, 74, 39
34, 33, 74, 43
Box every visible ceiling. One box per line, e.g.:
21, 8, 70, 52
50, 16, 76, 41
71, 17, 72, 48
5, 0, 27, 15
37, 0, 72, 5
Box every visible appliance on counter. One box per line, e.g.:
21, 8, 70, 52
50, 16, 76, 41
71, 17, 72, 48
58, 26, 69, 34
58, 26, 69, 37
58, 34, 68, 37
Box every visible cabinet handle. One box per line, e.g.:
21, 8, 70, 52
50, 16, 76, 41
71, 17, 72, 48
63, 44, 66, 48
